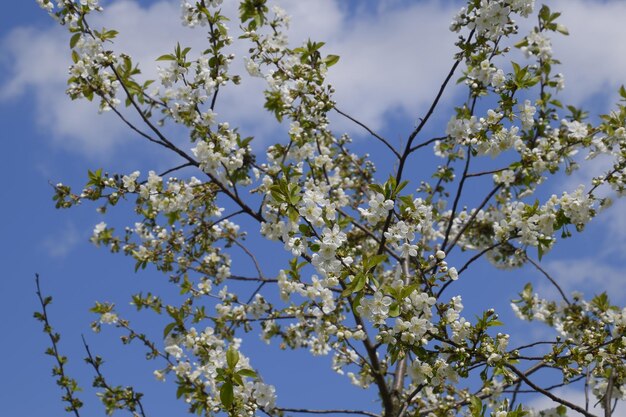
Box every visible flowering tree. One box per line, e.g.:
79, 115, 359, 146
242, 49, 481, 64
34, 1, 626, 417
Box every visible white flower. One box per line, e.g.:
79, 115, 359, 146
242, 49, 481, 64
562, 119, 588, 140
519, 100, 536, 130
122, 171, 140, 192
100, 312, 118, 324
448, 267, 458, 281
93, 222, 107, 237
165, 344, 184, 359
322, 224, 347, 247
253, 381, 276, 409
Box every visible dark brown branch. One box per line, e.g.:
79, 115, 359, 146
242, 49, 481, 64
35, 274, 83, 417
506, 364, 598, 417
158, 162, 194, 178
525, 256, 571, 305
513, 340, 558, 351
604, 370, 613, 417
504, 375, 586, 395
81, 336, 148, 417
436, 240, 505, 298
276, 408, 380, 417
375, 30, 473, 258
442, 145, 472, 250
334, 107, 401, 159
465, 167, 507, 178
417, 361, 547, 416
227, 275, 278, 283
101, 95, 169, 148
230, 239, 269, 304
336, 207, 401, 262
408, 136, 447, 153
443, 184, 502, 254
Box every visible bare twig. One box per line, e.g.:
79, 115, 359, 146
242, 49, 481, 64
506, 364, 598, 417
158, 162, 194, 177
408, 136, 447, 153
231, 239, 269, 304
442, 145, 472, 250
525, 256, 571, 305
275, 408, 380, 417
443, 184, 502, 254
334, 107, 401, 159
465, 167, 508, 178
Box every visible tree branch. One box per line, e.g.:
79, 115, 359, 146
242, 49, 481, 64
334, 107, 401, 159
525, 255, 571, 305
276, 408, 380, 417
506, 364, 599, 417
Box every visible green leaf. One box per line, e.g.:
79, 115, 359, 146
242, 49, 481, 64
298, 224, 312, 236
368, 183, 384, 194
394, 180, 409, 196
400, 283, 419, 299
226, 347, 239, 369
388, 303, 400, 317
353, 274, 366, 293
351, 292, 363, 311
232, 373, 244, 386
70, 33, 81, 48
324, 54, 340, 67
163, 322, 176, 339
468, 396, 484, 417
591, 292, 610, 311
237, 369, 257, 378
556, 24, 569, 35
156, 54, 175, 61
366, 254, 387, 270
220, 382, 234, 410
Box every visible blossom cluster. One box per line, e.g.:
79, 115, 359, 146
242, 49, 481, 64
39, 0, 626, 417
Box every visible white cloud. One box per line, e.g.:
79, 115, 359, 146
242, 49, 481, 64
539, 258, 626, 303
551, 0, 626, 108
526, 387, 625, 416
597, 198, 626, 258
1, 23, 131, 156
319, 1, 460, 134
3, 1, 626, 157
41, 222, 81, 258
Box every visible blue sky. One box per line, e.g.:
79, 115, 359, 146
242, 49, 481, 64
2, 1, 626, 416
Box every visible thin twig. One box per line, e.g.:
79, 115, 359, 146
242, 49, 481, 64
276, 408, 379, 417
465, 167, 507, 178
442, 145, 472, 250
334, 107, 400, 159
586, 367, 591, 413
513, 340, 558, 351
443, 184, 502, 254
374, 30, 473, 258
230, 238, 269, 304
525, 256, 571, 305
408, 136, 447, 153
506, 364, 598, 417
81, 335, 148, 417
34, 274, 83, 417
336, 207, 401, 262
227, 275, 278, 283
158, 162, 194, 177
